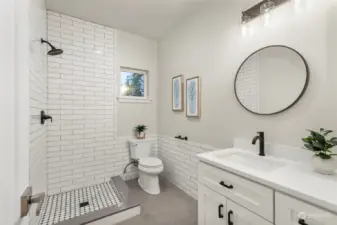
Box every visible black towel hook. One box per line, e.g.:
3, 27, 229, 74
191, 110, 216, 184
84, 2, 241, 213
175, 135, 188, 141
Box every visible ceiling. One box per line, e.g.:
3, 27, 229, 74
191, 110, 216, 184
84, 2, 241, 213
46, 0, 258, 39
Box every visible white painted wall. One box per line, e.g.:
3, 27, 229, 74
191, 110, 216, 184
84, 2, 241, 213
16, 0, 30, 208
29, 0, 48, 196
0, 0, 16, 223
0, 0, 44, 223
116, 30, 158, 137
158, 0, 337, 148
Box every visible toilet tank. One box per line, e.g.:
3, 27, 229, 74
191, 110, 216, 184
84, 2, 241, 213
129, 138, 156, 160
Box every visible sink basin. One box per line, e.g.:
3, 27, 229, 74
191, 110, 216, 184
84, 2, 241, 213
212, 150, 287, 172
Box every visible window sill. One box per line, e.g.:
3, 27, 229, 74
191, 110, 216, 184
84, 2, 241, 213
117, 96, 152, 103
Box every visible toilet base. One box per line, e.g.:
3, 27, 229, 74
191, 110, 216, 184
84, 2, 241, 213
138, 171, 161, 195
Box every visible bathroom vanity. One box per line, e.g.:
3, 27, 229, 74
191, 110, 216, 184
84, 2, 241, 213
197, 148, 337, 225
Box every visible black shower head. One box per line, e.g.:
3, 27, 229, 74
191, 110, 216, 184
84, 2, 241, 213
48, 48, 63, 56
41, 38, 63, 56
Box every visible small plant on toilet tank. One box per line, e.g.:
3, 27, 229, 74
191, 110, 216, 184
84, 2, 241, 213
302, 128, 337, 175
134, 125, 147, 139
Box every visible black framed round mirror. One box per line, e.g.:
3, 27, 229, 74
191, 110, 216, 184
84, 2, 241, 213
234, 45, 310, 115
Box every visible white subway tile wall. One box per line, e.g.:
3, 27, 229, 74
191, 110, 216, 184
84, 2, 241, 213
45, 12, 208, 199
157, 136, 218, 199
30, 0, 47, 194
46, 11, 139, 194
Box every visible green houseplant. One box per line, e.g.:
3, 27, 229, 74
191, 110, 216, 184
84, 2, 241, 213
302, 128, 337, 174
134, 125, 147, 139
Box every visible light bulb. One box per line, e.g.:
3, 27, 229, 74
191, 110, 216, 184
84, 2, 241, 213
263, 12, 270, 26
242, 23, 248, 36
260, 0, 275, 13
294, 0, 302, 11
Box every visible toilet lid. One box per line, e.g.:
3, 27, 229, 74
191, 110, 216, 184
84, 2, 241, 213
139, 157, 163, 168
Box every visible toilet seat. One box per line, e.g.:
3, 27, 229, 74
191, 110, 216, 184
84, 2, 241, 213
139, 157, 163, 168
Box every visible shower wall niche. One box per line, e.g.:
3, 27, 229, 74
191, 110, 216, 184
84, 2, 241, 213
46, 11, 137, 194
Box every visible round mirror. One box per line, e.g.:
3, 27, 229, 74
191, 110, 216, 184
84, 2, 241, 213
234, 46, 309, 115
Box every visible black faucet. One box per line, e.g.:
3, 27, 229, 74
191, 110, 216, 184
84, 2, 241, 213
252, 132, 265, 156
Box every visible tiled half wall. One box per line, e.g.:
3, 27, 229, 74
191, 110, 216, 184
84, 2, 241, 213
158, 136, 218, 199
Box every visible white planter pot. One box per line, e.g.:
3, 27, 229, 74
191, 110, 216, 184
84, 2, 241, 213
312, 155, 337, 175
136, 132, 146, 139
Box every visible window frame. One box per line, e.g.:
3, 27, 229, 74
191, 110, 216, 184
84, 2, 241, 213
118, 66, 152, 103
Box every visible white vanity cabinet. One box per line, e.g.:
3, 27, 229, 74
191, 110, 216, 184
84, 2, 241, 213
275, 192, 337, 225
198, 161, 337, 225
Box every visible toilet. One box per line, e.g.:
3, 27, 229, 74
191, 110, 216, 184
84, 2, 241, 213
129, 138, 163, 195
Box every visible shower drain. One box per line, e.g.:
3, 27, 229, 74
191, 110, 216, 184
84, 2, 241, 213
38, 181, 124, 225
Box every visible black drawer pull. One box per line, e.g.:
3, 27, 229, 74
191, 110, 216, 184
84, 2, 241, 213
220, 181, 234, 189
228, 210, 234, 225
299, 219, 308, 225
218, 204, 224, 218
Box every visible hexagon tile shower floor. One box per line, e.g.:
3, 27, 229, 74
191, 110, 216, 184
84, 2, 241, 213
38, 181, 123, 225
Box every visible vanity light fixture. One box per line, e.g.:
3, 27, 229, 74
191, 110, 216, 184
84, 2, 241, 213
241, 12, 251, 24
260, 0, 276, 14
241, 0, 290, 24
241, 12, 251, 36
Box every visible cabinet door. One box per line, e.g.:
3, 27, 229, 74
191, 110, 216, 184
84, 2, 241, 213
276, 192, 337, 225
198, 183, 227, 225
227, 200, 273, 225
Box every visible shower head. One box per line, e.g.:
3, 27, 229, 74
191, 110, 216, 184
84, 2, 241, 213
48, 48, 63, 56
41, 38, 63, 56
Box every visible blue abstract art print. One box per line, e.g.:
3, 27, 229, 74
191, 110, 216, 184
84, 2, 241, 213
172, 75, 184, 111
186, 77, 200, 117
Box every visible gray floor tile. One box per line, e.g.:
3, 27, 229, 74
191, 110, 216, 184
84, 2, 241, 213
117, 179, 197, 225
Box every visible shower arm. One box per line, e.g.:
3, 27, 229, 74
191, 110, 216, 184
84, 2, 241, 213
41, 38, 55, 49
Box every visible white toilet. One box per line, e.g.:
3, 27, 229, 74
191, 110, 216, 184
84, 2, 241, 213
129, 138, 163, 195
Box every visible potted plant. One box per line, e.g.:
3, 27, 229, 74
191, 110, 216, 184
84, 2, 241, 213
134, 125, 147, 139
302, 128, 337, 175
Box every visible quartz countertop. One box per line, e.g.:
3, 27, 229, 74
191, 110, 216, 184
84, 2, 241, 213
197, 148, 337, 214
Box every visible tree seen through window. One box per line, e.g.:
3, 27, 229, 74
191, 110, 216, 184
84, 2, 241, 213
121, 71, 145, 97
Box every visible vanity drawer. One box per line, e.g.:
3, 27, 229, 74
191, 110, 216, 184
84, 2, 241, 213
198, 162, 274, 222
275, 192, 337, 225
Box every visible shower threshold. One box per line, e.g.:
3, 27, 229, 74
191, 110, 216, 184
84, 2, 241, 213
38, 176, 141, 225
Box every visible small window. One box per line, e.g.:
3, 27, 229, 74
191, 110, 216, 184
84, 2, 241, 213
119, 67, 151, 103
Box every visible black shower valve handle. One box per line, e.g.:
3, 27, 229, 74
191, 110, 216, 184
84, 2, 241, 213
41, 111, 52, 125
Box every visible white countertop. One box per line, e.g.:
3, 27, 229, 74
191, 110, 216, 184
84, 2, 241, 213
197, 148, 337, 214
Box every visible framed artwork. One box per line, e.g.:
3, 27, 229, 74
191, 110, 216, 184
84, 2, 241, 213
186, 76, 200, 118
172, 75, 184, 111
